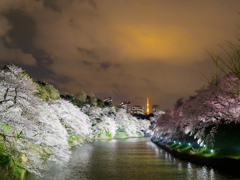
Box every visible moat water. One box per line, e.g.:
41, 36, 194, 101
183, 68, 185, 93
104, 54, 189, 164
27, 137, 240, 180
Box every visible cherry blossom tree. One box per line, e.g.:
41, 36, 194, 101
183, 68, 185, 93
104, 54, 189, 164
0, 65, 71, 175
83, 106, 150, 138
115, 109, 148, 136
154, 73, 240, 147
0, 65, 151, 177
51, 100, 93, 144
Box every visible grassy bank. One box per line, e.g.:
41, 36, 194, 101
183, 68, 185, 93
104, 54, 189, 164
151, 136, 240, 171
154, 122, 240, 158
0, 152, 27, 180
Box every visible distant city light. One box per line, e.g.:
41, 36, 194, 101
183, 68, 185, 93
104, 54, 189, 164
146, 98, 149, 115
188, 143, 191, 145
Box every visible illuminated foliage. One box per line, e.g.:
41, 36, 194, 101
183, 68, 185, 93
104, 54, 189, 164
75, 91, 87, 102
0, 65, 150, 177
35, 81, 60, 100
0, 65, 70, 176
97, 98, 104, 108
154, 74, 240, 147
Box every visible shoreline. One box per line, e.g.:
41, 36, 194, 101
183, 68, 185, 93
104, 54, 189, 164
151, 138, 240, 171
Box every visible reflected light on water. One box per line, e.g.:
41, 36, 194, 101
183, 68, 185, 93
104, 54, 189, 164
165, 152, 168, 159
196, 166, 208, 180
187, 162, 193, 179
27, 138, 239, 180
210, 169, 215, 180
178, 163, 182, 171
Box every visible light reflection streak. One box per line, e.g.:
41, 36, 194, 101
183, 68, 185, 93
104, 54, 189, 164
196, 166, 208, 180
187, 162, 193, 179
165, 152, 168, 159
209, 169, 215, 180
151, 140, 218, 180
178, 163, 182, 171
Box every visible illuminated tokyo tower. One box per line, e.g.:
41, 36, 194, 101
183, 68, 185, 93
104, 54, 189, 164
147, 98, 149, 115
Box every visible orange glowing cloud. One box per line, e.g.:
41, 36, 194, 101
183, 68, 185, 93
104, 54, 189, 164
114, 24, 201, 62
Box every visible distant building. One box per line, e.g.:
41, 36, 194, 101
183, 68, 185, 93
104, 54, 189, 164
119, 101, 131, 113
152, 105, 160, 113
103, 97, 113, 102
131, 105, 144, 115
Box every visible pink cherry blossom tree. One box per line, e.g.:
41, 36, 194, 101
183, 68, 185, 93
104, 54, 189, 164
154, 74, 240, 147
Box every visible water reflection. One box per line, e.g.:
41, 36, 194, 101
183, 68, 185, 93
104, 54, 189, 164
27, 138, 240, 180
187, 162, 194, 179
178, 163, 182, 171
196, 166, 208, 180
210, 169, 215, 180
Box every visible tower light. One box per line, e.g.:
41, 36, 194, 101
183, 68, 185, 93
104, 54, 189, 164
147, 97, 149, 115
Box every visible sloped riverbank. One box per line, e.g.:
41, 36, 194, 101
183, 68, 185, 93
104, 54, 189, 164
151, 138, 240, 171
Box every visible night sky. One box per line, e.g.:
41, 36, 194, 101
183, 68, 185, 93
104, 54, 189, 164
0, 0, 239, 111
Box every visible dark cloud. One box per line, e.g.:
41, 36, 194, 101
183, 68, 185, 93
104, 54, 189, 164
98, 62, 122, 71
2, 9, 36, 52
82, 60, 93, 66
99, 62, 111, 70
77, 47, 97, 59
82, 60, 121, 72
88, 0, 97, 9
2, 9, 53, 67
0, 5, 72, 90
43, 0, 62, 12
0, 0, 239, 111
